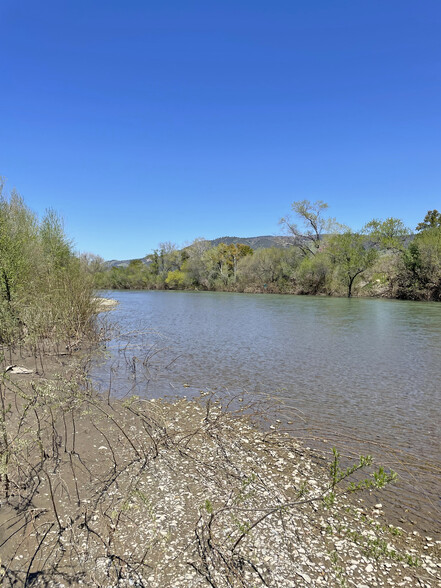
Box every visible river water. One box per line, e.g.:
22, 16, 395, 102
92, 290, 441, 534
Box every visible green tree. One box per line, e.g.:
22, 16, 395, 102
148, 250, 160, 276
203, 243, 253, 286
297, 252, 333, 295
157, 242, 181, 278
0, 187, 38, 302
126, 259, 149, 288
398, 226, 441, 300
415, 210, 441, 232
228, 243, 253, 280
0, 179, 96, 345
165, 269, 187, 289
238, 247, 298, 291
204, 243, 231, 285
183, 238, 211, 287
40, 208, 72, 271
363, 217, 409, 251
327, 231, 378, 298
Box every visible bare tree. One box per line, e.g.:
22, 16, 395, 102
280, 200, 341, 256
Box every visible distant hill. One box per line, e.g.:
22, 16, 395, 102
105, 258, 137, 269
208, 235, 298, 249
104, 235, 298, 268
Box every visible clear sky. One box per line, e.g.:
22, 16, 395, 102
1, 1, 440, 260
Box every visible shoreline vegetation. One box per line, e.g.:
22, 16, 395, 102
1, 185, 440, 585
93, 202, 441, 302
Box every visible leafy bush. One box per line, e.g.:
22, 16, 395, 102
0, 180, 97, 349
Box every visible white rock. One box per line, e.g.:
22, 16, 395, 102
5, 365, 33, 374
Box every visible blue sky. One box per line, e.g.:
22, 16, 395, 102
1, 1, 440, 260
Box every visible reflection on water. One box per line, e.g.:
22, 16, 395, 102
92, 290, 441, 532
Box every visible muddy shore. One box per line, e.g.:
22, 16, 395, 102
0, 346, 440, 587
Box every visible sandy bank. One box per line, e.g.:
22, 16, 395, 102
94, 296, 119, 311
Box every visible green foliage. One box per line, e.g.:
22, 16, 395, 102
149, 250, 160, 276
0, 187, 38, 303
92, 202, 441, 301
296, 251, 332, 294
182, 238, 211, 286
416, 209, 441, 232
157, 242, 181, 278
398, 226, 441, 300
327, 231, 379, 297
203, 242, 254, 286
40, 208, 72, 270
0, 179, 97, 346
93, 240, 255, 291
165, 270, 187, 289
237, 247, 300, 292
363, 217, 409, 251
327, 448, 397, 504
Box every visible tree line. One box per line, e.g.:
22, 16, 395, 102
93, 201, 441, 301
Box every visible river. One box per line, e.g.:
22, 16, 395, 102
92, 290, 441, 535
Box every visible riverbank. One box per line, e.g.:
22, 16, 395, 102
93, 225, 441, 302
0, 353, 440, 586
93, 283, 405, 300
